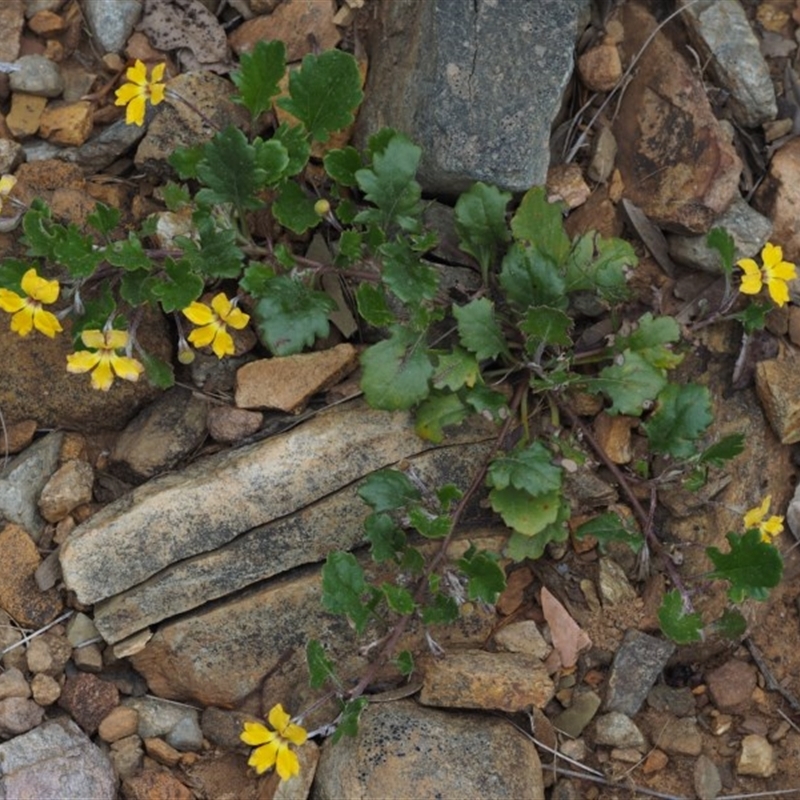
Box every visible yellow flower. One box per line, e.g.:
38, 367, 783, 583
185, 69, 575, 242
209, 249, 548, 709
241, 704, 307, 781
66, 329, 145, 391
0, 174, 17, 214
114, 60, 166, 126
737, 243, 797, 307
0, 267, 63, 337
743, 495, 784, 543
182, 293, 250, 359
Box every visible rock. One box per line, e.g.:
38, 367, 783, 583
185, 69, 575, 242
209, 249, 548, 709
9, 55, 64, 97
650, 714, 703, 756
604, 629, 675, 716
98, 705, 140, 743
73, 642, 104, 672
200, 706, 253, 750
0, 611, 24, 671
28, 9, 67, 36
356, 0, 588, 194
312, 699, 544, 800
66, 611, 101, 647
73, 119, 147, 172
587, 126, 617, 184
495, 566, 533, 615
667, 197, 773, 274
30, 673, 61, 706
646, 685, 696, 717
593, 412, 634, 464
0, 667, 30, 701
0, 719, 117, 798
38, 459, 94, 523
83, 0, 142, 53
206, 405, 263, 443
678, 0, 776, 127
61, 401, 494, 630
419, 650, 554, 712
593, 712, 647, 750
493, 620, 551, 660
229, 0, 340, 62
0, 432, 62, 539
58, 672, 119, 736
26, 632, 72, 676
0, 696, 46, 736
235, 344, 359, 413
38, 101, 93, 146
121, 770, 193, 800
109, 387, 208, 483
108, 734, 144, 780
736, 733, 776, 777
755, 358, 800, 445
143, 736, 182, 766
577, 42, 622, 92
694, 753, 722, 800
0, 139, 26, 176
706, 658, 757, 713
551, 690, 602, 738
124, 696, 202, 751
755, 138, 800, 263
5, 92, 48, 139
0, 0, 24, 62
597, 557, 637, 605
0, 523, 64, 626
611, 3, 741, 233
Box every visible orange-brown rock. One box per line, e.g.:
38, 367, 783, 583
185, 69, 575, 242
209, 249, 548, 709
39, 100, 93, 146
6, 92, 47, 138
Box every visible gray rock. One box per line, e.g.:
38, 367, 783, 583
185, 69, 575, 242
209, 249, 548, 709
679, 0, 776, 127
0, 696, 45, 737
604, 629, 675, 716
694, 754, 722, 800
667, 197, 773, 274
646, 684, 696, 717
75, 118, 147, 171
355, 0, 589, 194
165, 714, 204, 752
652, 714, 703, 756
83, 0, 143, 53
9, 55, 64, 97
0, 139, 25, 173
108, 734, 144, 780
109, 387, 208, 483
551, 690, 602, 738
312, 700, 544, 800
123, 696, 201, 751
594, 711, 647, 750
597, 557, 636, 605
0, 718, 116, 798
0, 431, 63, 541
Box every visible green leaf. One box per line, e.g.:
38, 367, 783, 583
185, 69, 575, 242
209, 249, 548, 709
735, 300, 772, 334
414, 392, 469, 443
453, 297, 509, 361
381, 582, 416, 614
355, 134, 423, 231
230, 39, 286, 120
714, 608, 748, 640
590, 350, 667, 415
120, 269, 155, 307
240, 262, 276, 297
464, 384, 510, 422
644, 383, 713, 459
658, 590, 703, 644
487, 441, 562, 497
324, 146, 362, 187
564, 233, 633, 302
407, 507, 451, 539
575, 512, 644, 554
306, 639, 337, 689
393, 650, 414, 676
490, 486, 561, 536
421, 592, 460, 625
519, 305, 572, 348
379, 239, 438, 304
454, 182, 511, 277
321, 551, 371, 633
252, 137, 292, 184
432, 347, 481, 392
335, 229, 362, 266
616, 313, 682, 370
331, 697, 368, 744
0, 259, 31, 291
139, 351, 174, 389
510, 186, 570, 264
504, 510, 569, 561
358, 469, 421, 512
355, 282, 394, 326
364, 512, 406, 563
273, 181, 320, 234
253, 275, 334, 355
699, 434, 745, 467
71, 285, 116, 340
360, 328, 434, 410
196, 126, 277, 211
161, 181, 191, 211
150, 258, 204, 313
707, 227, 735, 275
106, 234, 152, 271
458, 550, 506, 604
499, 243, 567, 310
176, 215, 244, 279
706, 530, 783, 603
169, 144, 205, 180
86, 203, 120, 236
272, 123, 311, 177
437, 484, 462, 510
277, 49, 364, 142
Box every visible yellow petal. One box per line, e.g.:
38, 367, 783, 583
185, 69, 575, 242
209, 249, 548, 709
738, 262, 763, 295
126, 60, 148, 85
149, 83, 166, 106
32, 276, 59, 304
211, 293, 234, 320
275, 743, 300, 781
225, 306, 250, 330
241, 721, 275, 747
66, 350, 101, 373
111, 355, 144, 382
125, 95, 147, 126
283, 722, 308, 746
151, 62, 166, 83
211, 327, 234, 358
105, 329, 129, 350
115, 82, 145, 106
33, 308, 63, 338
762, 515, 784, 539
248, 741, 279, 775
268, 704, 292, 733
10, 308, 34, 337
81, 329, 107, 349
768, 261, 797, 281
183, 301, 214, 326
0, 288, 24, 313
91, 357, 115, 391
761, 243, 783, 269
767, 277, 790, 307
188, 323, 217, 349
744, 496, 769, 529
0, 175, 17, 195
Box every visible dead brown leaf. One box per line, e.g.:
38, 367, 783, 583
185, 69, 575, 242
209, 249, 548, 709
540, 586, 592, 669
